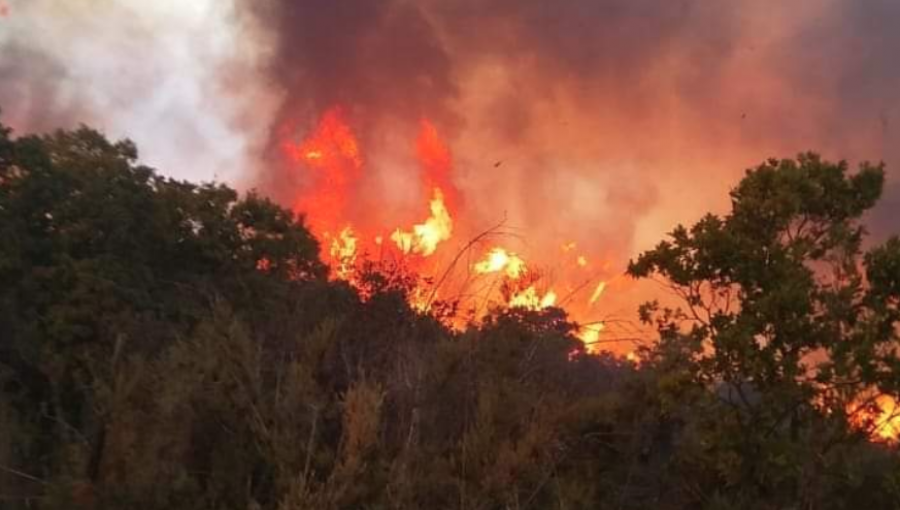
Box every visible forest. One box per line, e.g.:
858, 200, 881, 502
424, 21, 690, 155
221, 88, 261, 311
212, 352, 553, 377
2, 118, 900, 509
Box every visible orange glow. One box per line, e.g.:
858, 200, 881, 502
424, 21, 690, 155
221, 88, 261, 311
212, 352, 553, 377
577, 323, 605, 353
279, 106, 615, 351
283, 107, 362, 237
850, 394, 900, 442
589, 281, 607, 306
474, 247, 527, 279
509, 286, 557, 310
391, 188, 453, 257
417, 120, 459, 211
329, 226, 358, 280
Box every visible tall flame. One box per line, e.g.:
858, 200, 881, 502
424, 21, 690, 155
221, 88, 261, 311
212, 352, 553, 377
280, 106, 616, 351
509, 286, 557, 310
283, 107, 362, 237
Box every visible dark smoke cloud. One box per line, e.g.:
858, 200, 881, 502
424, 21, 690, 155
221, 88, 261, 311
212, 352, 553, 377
246, 0, 458, 130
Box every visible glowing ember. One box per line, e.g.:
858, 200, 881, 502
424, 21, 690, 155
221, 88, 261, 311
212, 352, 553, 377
391, 188, 453, 256
851, 394, 900, 442
589, 281, 607, 305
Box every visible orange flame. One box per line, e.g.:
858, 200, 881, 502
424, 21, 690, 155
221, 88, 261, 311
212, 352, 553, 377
474, 247, 527, 279
509, 286, 557, 310
417, 119, 459, 211
329, 226, 359, 280
279, 106, 616, 351
577, 323, 605, 353
850, 394, 900, 442
391, 188, 453, 257
284, 107, 362, 237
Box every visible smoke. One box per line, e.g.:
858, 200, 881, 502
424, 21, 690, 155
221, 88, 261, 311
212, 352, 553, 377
0, 0, 274, 183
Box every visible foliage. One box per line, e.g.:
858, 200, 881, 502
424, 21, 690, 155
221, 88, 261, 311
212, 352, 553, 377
629, 153, 900, 507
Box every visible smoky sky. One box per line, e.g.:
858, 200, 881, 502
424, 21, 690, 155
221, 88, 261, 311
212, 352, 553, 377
246, 0, 741, 135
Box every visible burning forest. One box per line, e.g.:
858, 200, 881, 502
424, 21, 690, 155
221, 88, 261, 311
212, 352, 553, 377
3, 1, 900, 509
271, 105, 618, 350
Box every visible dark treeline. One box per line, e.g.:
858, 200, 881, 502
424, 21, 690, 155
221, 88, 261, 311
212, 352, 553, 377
2, 117, 900, 510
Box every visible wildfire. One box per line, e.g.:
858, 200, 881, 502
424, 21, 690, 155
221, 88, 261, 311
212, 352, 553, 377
329, 226, 359, 280
283, 107, 363, 237
391, 188, 453, 256
281, 106, 617, 351
474, 248, 527, 279
850, 394, 900, 442
509, 286, 557, 310
577, 323, 606, 353
389, 120, 458, 257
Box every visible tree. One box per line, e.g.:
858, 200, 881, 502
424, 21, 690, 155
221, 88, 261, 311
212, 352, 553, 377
628, 153, 900, 508
0, 121, 326, 507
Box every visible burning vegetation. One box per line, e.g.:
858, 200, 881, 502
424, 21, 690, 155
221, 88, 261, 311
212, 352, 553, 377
277, 106, 616, 352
